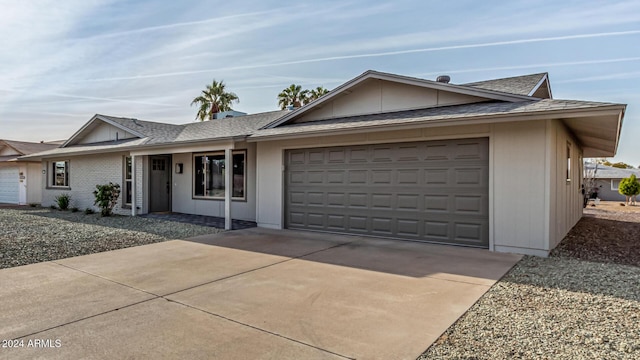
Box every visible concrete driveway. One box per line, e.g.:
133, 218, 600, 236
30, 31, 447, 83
0, 228, 521, 359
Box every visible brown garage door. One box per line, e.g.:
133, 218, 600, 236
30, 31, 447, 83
284, 138, 489, 247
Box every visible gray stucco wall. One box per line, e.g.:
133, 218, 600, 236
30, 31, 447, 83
593, 179, 635, 201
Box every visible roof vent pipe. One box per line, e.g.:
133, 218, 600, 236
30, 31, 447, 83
436, 75, 451, 84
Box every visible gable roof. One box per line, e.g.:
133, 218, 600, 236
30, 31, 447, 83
62, 114, 183, 147
464, 73, 550, 97
21, 111, 289, 159
1, 139, 59, 154
0, 139, 58, 162
262, 70, 539, 129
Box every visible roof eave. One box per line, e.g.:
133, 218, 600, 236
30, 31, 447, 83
249, 105, 626, 143
22, 135, 250, 159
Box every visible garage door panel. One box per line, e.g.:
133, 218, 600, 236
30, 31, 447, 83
285, 138, 489, 247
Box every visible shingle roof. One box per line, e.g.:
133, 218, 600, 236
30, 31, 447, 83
464, 73, 547, 96
98, 114, 186, 144
23, 111, 290, 158
173, 110, 287, 142
1, 139, 58, 155
585, 163, 640, 179
250, 99, 619, 139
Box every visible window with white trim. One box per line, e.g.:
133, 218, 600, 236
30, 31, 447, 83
51, 160, 70, 187
124, 156, 132, 205
611, 179, 621, 190
193, 151, 245, 199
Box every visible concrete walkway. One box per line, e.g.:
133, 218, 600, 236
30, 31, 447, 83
0, 228, 521, 359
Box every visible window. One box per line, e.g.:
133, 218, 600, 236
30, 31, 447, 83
193, 151, 246, 199
51, 161, 69, 187
566, 142, 571, 182
124, 156, 132, 205
612, 179, 621, 190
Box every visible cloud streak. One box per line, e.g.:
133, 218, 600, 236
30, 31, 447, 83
81, 29, 640, 82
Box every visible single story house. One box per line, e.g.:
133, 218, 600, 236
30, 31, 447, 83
0, 139, 59, 204
23, 70, 626, 256
585, 163, 640, 201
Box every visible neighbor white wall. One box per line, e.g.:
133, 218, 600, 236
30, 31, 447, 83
26, 163, 42, 204
41, 153, 130, 215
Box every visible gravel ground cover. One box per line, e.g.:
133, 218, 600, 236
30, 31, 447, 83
0, 207, 221, 269
419, 202, 640, 359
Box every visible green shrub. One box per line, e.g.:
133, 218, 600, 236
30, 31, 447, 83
71, 207, 79, 213
618, 174, 640, 204
84, 208, 95, 215
50, 205, 56, 209
93, 182, 121, 217
28, 203, 38, 208
54, 193, 71, 210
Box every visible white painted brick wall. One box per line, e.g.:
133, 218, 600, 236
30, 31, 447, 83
42, 153, 131, 215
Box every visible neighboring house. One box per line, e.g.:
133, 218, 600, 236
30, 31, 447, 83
0, 140, 59, 204
585, 163, 640, 201
22, 70, 626, 256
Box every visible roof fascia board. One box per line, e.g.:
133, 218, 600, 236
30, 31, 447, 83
61, 114, 146, 147
25, 135, 248, 160
263, 70, 537, 129
249, 105, 625, 142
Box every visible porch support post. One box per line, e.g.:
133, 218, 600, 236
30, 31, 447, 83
131, 155, 137, 216
225, 148, 232, 230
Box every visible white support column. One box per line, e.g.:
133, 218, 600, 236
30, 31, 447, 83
131, 155, 137, 216
225, 148, 232, 230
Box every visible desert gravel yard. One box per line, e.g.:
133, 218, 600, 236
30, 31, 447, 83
420, 202, 640, 359
0, 207, 221, 269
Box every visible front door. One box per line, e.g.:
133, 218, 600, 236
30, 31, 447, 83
149, 155, 171, 212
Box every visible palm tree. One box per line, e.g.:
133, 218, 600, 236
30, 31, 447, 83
305, 86, 329, 103
191, 79, 239, 121
278, 84, 308, 110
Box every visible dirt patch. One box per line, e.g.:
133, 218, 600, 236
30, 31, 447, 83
551, 201, 640, 267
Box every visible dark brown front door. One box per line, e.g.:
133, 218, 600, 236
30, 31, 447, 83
149, 155, 171, 212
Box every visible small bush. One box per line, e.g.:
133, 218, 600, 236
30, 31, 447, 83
84, 208, 95, 215
50, 205, 56, 209
54, 193, 71, 210
93, 182, 121, 217
28, 203, 38, 208
71, 207, 79, 213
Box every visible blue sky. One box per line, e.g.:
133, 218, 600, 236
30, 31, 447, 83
1, 0, 639, 164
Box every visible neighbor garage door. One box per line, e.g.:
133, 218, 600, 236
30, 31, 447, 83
285, 138, 489, 247
0, 167, 19, 204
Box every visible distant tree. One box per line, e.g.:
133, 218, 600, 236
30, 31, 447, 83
611, 162, 634, 169
618, 174, 640, 205
278, 84, 308, 109
191, 79, 239, 121
305, 86, 330, 103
